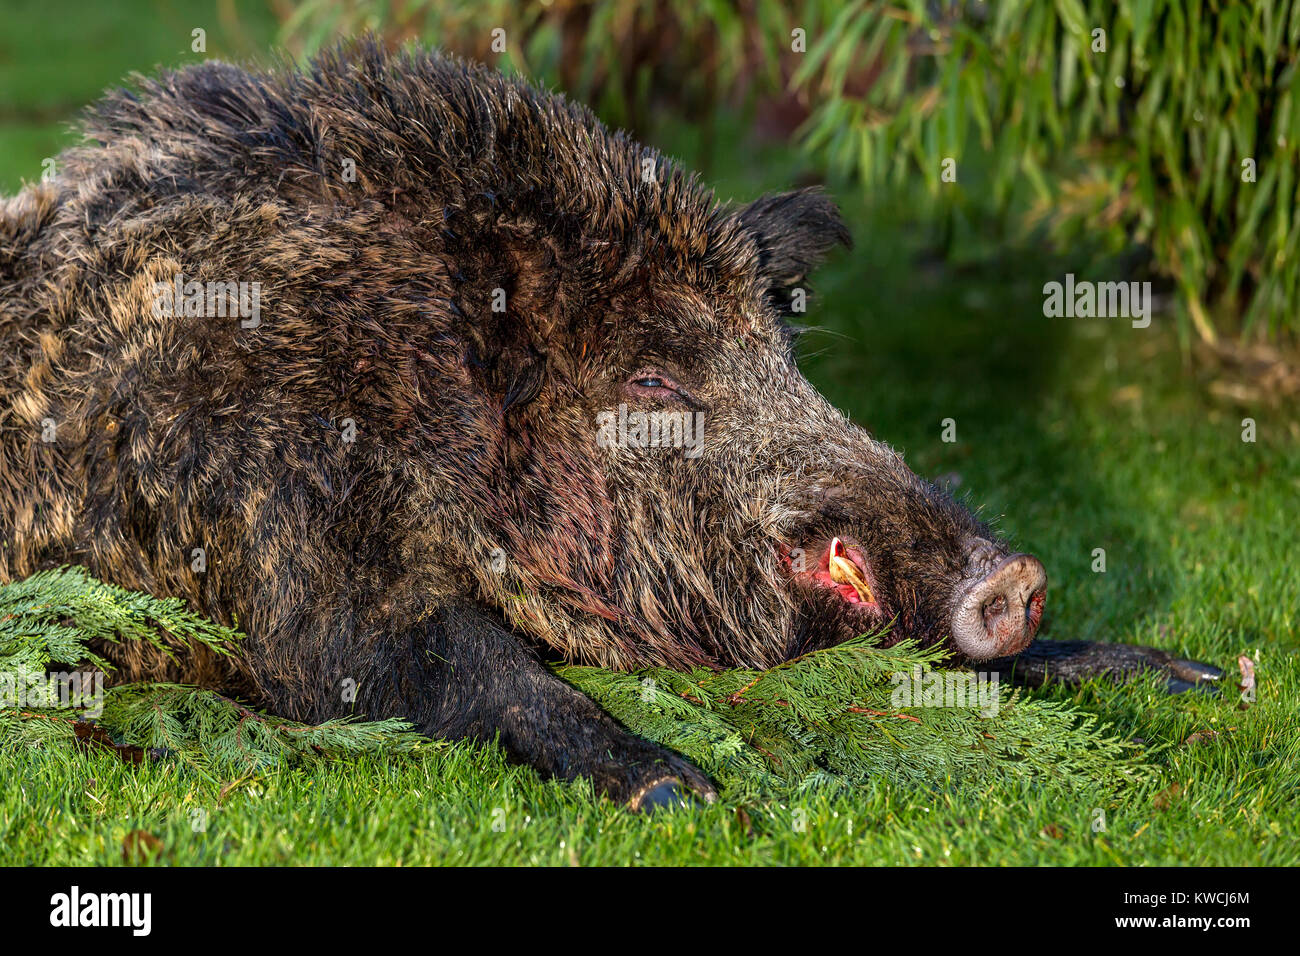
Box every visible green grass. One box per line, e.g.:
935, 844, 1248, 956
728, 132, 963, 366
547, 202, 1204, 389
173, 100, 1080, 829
2, 2, 1298, 866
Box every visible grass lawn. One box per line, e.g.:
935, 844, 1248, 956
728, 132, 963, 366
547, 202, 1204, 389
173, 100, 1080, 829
2, 2, 1297, 866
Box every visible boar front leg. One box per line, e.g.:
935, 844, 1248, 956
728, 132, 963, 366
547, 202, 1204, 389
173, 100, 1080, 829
361, 601, 716, 810
986, 639, 1222, 694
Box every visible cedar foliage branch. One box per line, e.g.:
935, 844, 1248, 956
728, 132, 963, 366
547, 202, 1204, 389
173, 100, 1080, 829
1, 568, 1151, 797
0, 567, 425, 773
559, 636, 1152, 801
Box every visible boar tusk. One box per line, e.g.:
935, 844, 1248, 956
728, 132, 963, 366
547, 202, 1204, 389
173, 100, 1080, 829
828, 537, 874, 603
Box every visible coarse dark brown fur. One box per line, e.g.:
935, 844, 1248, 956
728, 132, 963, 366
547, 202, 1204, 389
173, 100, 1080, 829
0, 41, 1219, 807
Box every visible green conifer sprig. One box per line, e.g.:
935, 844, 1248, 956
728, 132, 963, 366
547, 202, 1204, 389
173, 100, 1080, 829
559, 634, 1154, 801
0, 567, 426, 772
0, 565, 236, 672
95, 684, 426, 770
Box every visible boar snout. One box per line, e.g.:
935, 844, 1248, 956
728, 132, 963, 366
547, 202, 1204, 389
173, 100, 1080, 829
950, 550, 1047, 660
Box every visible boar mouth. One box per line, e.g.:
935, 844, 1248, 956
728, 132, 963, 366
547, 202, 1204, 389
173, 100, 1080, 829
784, 536, 883, 614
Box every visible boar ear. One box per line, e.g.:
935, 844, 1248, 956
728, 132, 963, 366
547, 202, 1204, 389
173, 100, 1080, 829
738, 188, 852, 289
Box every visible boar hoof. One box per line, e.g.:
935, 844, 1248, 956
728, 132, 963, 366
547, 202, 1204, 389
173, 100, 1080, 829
1170, 657, 1224, 683
627, 762, 717, 813
1165, 657, 1224, 695
631, 779, 690, 812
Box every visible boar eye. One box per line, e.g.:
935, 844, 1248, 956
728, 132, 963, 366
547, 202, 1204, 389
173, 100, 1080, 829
626, 370, 688, 402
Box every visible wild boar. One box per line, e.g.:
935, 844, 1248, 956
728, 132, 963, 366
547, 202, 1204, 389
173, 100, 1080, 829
0, 40, 1219, 808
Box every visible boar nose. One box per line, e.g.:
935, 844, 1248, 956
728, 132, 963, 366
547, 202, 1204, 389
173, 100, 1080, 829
950, 553, 1047, 660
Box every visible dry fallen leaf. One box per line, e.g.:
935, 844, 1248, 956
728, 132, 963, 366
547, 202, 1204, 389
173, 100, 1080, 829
1153, 783, 1183, 811
1181, 727, 1238, 747
735, 807, 753, 837
1237, 655, 1256, 710
122, 830, 164, 865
